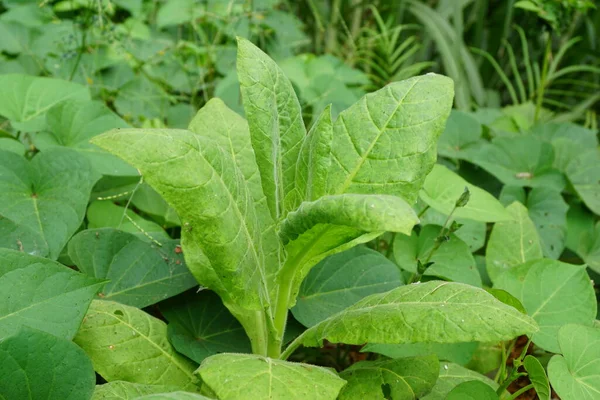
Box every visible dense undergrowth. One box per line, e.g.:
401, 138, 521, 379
0, 1, 600, 400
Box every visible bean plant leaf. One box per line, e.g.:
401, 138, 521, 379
293, 281, 537, 348
74, 300, 201, 390
494, 259, 596, 353
437, 110, 484, 159
135, 393, 213, 400
338, 355, 439, 400
548, 324, 600, 400
486, 202, 543, 283
421, 363, 498, 400
92, 382, 180, 400
0, 148, 100, 259
196, 353, 346, 400
418, 206, 486, 252
292, 246, 403, 327
0, 327, 95, 400
237, 37, 306, 219
523, 355, 550, 400
130, 183, 180, 227
159, 290, 251, 364
0, 73, 90, 131
565, 148, 600, 215
326, 74, 454, 204
362, 342, 477, 366
0, 248, 104, 340
445, 381, 499, 400
68, 228, 197, 308
420, 164, 511, 222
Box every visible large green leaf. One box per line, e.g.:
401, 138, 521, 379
445, 381, 498, 400
159, 290, 251, 364
486, 202, 543, 283
292, 281, 537, 349
0, 327, 95, 400
0, 248, 104, 339
548, 324, 600, 400
74, 300, 200, 390
135, 393, 213, 400
419, 164, 511, 222
393, 225, 481, 286
437, 110, 484, 160
114, 76, 170, 123
338, 355, 439, 400
196, 353, 346, 400
68, 228, 196, 308
34, 99, 136, 176
565, 148, 600, 215
0, 74, 90, 131
237, 37, 306, 219
326, 74, 454, 204
292, 246, 403, 327
0, 148, 100, 259
494, 259, 596, 353
92, 382, 180, 400
421, 363, 498, 400
362, 342, 477, 366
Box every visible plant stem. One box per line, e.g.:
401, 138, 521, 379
535, 35, 552, 122
269, 274, 292, 358
505, 384, 534, 400
325, 0, 342, 53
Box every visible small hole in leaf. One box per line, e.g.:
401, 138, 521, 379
381, 383, 392, 399
114, 310, 124, 316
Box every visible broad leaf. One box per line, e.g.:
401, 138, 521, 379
421, 363, 498, 400
0, 73, 90, 131
445, 381, 498, 400
0, 148, 100, 259
494, 259, 596, 353
437, 110, 484, 160
326, 74, 454, 204
0, 327, 95, 400
159, 290, 251, 364
565, 148, 600, 215
68, 228, 196, 308
338, 355, 439, 400
548, 324, 600, 400
362, 342, 477, 366
420, 164, 511, 222
486, 202, 543, 283
135, 393, 213, 400
393, 225, 482, 286
292, 246, 403, 327
74, 300, 200, 390
92, 382, 180, 400
196, 353, 345, 400
523, 355, 550, 400
130, 183, 180, 227
0, 249, 104, 339
237, 37, 306, 218
293, 281, 537, 348
418, 206, 486, 252
114, 76, 170, 122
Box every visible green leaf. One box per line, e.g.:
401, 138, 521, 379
0, 148, 100, 259
523, 355, 550, 400
0, 327, 95, 400
34, 100, 136, 176
326, 74, 454, 204
338, 355, 439, 400
445, 380, 499, 400
469, 136, 566, 191
494, 259, 596, 353
465, 343, 502, 374
292, 246, 403, 327
421, 363, 498, 400
68, 228, 196, 308
130, 183, 180, 227
295, 105, 333, 202
92, 382, 180, 400
565, 203, 596, 255
236, 37, 306, 219
74, 300, 200, 390
418, 206, 486, 252
565, 148, 600, 215
159, 290, 251, 364
135, 393, 213, 400
196, 353, 346, 400
0, 137, 25, 155
0, 248, 104, 340
293, 281, 537, 348
420, 164, 511, 222
526, 188, 568, 259
548, 324, 600, 400
437, 110, 484, 160
486, 202, 543, 283
0, 74, 90, 131
114, 76, 170, 123
393, 225, 481, 286
362, 342, 477, 366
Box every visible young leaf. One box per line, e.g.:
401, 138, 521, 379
419, 164, 511, 222
338, 355, 439, 400
92, 382, 180, 400
494, 259, 596, 353
326, 74, 454, 204
74, 300, 201, 390
0, 148, 100, 259
0, 73, 90, 131
548, 324, 600, 400
445, 381, 499, 400
421, 363, 498, 400
486, 202, 543, 283
236, 37, 306, 219
159, 290, 251, 364
196, 353, 346, 400
0, 249, 104, 340
291, 281, 537, 349
523, 355, 550, 400
0, 327, 95, 400
68, 228, 197, 308
292, 246, 403, 327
